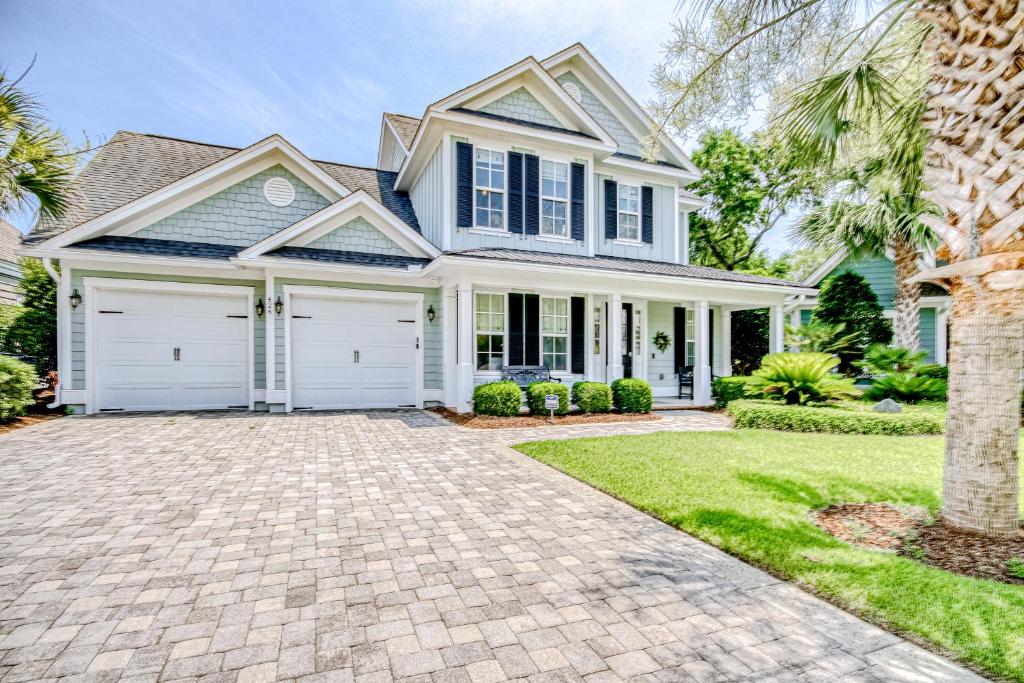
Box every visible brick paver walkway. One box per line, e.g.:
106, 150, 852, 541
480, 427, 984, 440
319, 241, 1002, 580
0, 411, 983, 682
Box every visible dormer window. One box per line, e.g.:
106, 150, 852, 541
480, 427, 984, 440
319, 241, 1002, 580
474, 148, 505, 229
617, 184, 640, 241
540, 160, 569, 238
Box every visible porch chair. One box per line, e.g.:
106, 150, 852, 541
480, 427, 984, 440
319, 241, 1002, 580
677, 365, 694, 399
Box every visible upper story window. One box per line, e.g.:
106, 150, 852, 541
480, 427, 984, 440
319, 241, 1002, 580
540, 296, 569, 371
475, 293, 505, 371
474, 149, 505, 229
540, 160, 568, 238
617, 184, 640, 241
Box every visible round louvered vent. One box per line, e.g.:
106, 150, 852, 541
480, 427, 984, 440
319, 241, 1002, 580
263, 176, 296, 207
562, 82, 583, 104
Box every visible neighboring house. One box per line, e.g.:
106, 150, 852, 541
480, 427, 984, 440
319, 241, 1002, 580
0, 219, 22, 305
789, 250, 950, 364
19, 43, 812, 415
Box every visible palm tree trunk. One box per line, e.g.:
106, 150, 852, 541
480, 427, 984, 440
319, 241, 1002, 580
889, 237, 921, 351
942, 282, 1023, 535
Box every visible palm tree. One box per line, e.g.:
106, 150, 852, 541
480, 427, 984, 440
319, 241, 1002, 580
651, 1, 1023, 536
797, 153, 938, 350
0, 64, 77, 220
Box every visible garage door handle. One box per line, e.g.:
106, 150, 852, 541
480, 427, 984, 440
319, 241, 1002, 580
354, 350, 360, 363
173, 347, 180, 361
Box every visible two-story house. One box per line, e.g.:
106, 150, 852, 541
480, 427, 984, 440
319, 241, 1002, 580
20, 43, 811, 414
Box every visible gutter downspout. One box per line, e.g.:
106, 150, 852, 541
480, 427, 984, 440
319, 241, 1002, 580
41, 258, 63, 409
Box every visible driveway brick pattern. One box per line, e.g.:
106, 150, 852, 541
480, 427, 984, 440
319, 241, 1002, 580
0, 411, 983, 682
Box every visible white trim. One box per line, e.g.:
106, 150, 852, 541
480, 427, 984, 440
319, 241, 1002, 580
81, 277, 255, 415
600, 154, 699, 183
281, 285, 425, 412
803, 249, 849, 286
265, 272, 276, 393
468, 227, 513, 238
377, 114, 411, 170
472, 147, 508, 231
441, 134, 453, 251
38, 135, 350, 250
236, 190, 440, 259
615, 183, 641, 242
539, 159, 570, 239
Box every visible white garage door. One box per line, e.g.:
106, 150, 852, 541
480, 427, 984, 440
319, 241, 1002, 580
93, 287, 250, 411
290, 294, 419, 410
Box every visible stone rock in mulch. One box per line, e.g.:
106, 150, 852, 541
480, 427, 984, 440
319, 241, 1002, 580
872, 398, 901, 413
814, 502, 1024, 584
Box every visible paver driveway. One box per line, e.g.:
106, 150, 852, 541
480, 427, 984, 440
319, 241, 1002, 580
0, 410, 983, 682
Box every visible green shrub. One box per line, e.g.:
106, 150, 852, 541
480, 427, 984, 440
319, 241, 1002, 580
865, 372, 947, 403
526, 381, 569, 416
727, 400, 943, 435
611, 378, 653, 413
472, 381, 522, 416
571, 381, 612, 413
0, 355, 36, 420
747, 352, 860, 405
712, 376, 757, 407
856, 344, 929, 375
917, 364, 948, 380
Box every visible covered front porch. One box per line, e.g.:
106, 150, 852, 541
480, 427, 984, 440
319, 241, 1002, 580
433, 257, 794, 412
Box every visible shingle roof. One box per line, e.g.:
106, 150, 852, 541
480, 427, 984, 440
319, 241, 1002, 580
72, 236, 244, 260
447, 248, 813, 288
26, 131, 420, 244
0, 219, 22, 264
451, 108, 598, 140
267, 247, 432, 269
612, 152, 687, 170
383, 113, 420, 149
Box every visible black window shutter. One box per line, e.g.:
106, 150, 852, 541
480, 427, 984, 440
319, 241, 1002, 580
571, 296, 585, 374
456, 141, 473, 228
508, 293, 524, 365
674, 307, 687, 369
604, 179, 617, 240
641, 185, 654, 244
570, 163, 585, 241
508, 152, 524, 234
524, 294, 540, 365
525, 155, 540, 235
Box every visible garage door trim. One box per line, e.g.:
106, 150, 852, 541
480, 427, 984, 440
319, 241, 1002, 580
83, 277, 255, 414
282, 285, 424, 412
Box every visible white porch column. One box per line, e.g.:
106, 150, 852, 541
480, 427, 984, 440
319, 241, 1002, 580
265, 273, 275, 393
769, 304, 785, 353
721, 308, 732, 377
694, 300, 712, 404
456, 283, 474, 412
608, 293, 623, 381
442, 285, 458, 407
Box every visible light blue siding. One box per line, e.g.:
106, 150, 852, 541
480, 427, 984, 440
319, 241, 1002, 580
646, 302, 723, 391
596, 175, 676, 262
305, 217, 410, 256
919, 307, 938, 363
410, 142, 445, 249
555, 71, 642, 156
131, 165, 329, 246
824, 255, 896, 307
477, 87, 563, 128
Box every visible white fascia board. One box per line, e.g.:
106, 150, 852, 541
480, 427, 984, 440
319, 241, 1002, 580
435, 111, 616, 154
18, 245, 245, 272
432, 255, 813, 298
541, 43, 698, 173
237, 191, 440, 260
235, 256, 441, 284
394, 112, 444, 192
600, 154, 699, 183
803, 248, 849, 285
377, 115, 410, 170
35, 135, 350, 250
677, 194, 707, 210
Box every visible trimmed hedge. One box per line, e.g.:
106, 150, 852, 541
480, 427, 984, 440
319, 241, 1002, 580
571, 381, 612, 413
0, 355, 35, 420
611, 378, 653, 414
727, 400, 944, 435
711, 376, 755, 407
472, 381, 522, 417
526, 381, 569, 416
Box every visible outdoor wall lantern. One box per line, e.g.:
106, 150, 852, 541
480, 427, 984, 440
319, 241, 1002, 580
255, 298, 265, 318
427, 304, 436, 323
274, 297, 283, 316
69, 288, 82, 309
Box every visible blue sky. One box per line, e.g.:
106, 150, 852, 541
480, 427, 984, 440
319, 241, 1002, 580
2, 0, 791, 253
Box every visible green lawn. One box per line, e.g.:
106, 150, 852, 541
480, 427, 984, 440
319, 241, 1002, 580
515, 431, 1024, 682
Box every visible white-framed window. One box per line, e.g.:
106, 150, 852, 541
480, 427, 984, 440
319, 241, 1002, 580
685, 310, 695, 366
541, 296, 569, 372
475, 293, 505, 371
474, 148, 505, 229
540, 159, 569, 238
593, 306, 602, 355
617, 184, 640, 241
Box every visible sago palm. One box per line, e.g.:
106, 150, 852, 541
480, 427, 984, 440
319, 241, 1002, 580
747, 352, 860, 405
653, 0, 1024, 536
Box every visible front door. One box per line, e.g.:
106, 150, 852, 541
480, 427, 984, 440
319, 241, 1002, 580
621, 303, 633, 378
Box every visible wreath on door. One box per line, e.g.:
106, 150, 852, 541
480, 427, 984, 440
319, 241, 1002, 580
652, 330, 671, 353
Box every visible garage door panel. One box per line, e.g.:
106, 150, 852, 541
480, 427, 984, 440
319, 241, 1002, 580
290, 294, 419, 410
98, 386, 176, 412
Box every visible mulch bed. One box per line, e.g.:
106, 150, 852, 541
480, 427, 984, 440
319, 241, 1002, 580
431, 407, 660, 429
0, 389, 65, 434
814, 502, 1024, 584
